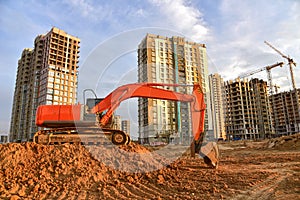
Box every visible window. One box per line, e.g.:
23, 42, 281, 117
49, 71, 54, 76
46, 94, 52, 100
47, 89, 53, 94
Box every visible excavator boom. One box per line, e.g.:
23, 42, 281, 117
91, 83, 205, 141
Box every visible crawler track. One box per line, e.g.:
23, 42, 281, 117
33, 127, 130, 145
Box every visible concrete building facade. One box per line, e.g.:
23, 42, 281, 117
137, 34, 209, 144
224, 78, 273, 140
208, 73, 226, 140
112, 115, 121, 130
121, 120, 130, 135
0, 135, 8, 144
10, 27, 80, 142
270, 89, 300, 135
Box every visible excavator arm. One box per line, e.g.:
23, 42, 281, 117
91, 82, 219, 167
91, 83, 206, 141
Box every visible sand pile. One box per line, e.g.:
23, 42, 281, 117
0, 142, 180, 199
266, 133, 300, 150
1, 140, 299, 199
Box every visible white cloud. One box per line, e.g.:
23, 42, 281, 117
207, 0, 300, 90
63, 0, 95, 17
148, 0, 209, 41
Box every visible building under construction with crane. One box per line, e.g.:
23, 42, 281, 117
264, 41, 300, 136
224, 41, 300, 139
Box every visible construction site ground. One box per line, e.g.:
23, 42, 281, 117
0, 133, 299, 200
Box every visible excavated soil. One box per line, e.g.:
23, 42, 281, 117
0, 134, 299, 200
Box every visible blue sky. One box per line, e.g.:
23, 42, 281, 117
1, 0, 299, 135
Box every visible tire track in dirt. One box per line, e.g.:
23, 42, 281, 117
135, 182, 169, 197
231, 171, 291, 200
106, 185, 132, 199
123, 182, 157, 199
141, 182, 172, 198
117, 184, 146, 199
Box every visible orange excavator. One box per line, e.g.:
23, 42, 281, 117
34, 83, 219, 167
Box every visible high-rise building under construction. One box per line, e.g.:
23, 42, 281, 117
10, 27, 80, 142
137, 34, 209, 144
224, 78, 273, 140
270, 89, 300, 135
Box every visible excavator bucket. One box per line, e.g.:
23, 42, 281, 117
192, 140, 219, 169
200, 142, 219, 168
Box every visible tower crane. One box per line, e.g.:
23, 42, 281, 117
274, 85, 280, 94
264, 41, 297, 90
265, 41, 300, 135
238, 62, 284, 95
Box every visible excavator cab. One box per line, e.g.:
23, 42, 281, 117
85, 98, 114, 129
86, 98, 104, 112
84, 98, 104, 121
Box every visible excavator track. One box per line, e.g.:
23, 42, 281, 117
33, 127, 130, 145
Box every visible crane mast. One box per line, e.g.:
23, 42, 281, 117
264, 41, 297, 90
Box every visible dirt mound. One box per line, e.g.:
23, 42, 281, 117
118, 142, 150, 153
0, 142, 112, 199
266, 133, 300, 150
0, 141, 299, 199
0, 142, 177, 199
